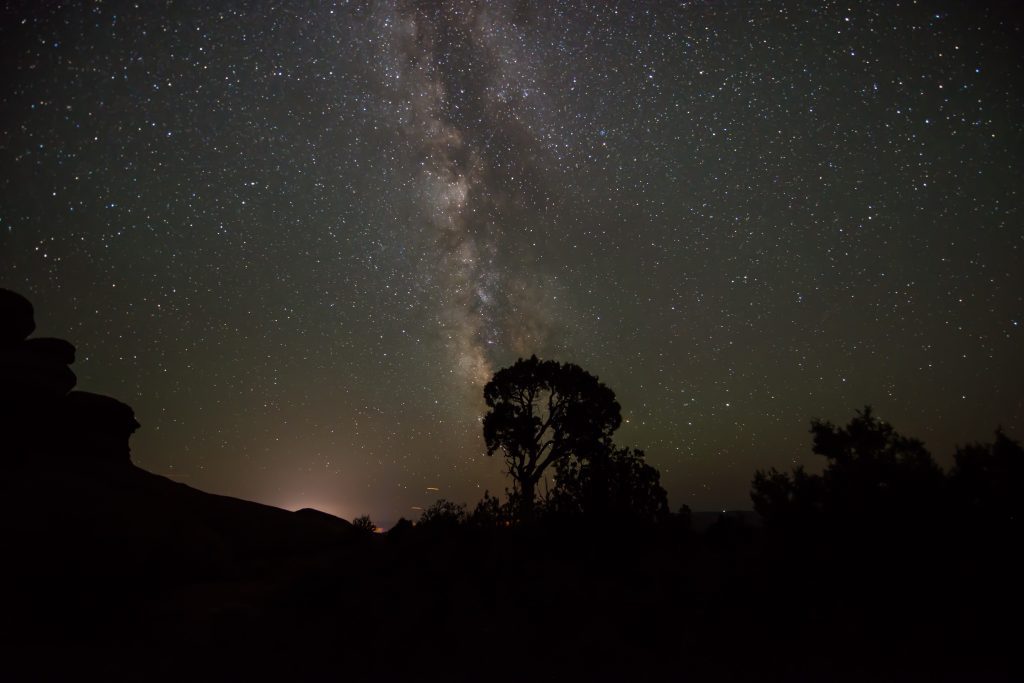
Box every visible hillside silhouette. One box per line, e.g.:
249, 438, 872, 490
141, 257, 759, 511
1, 289, 1018, 681
1, 289, 357, 677
1, 288, 353, 568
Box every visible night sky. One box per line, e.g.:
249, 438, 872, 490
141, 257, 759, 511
2, 1, 1021, 526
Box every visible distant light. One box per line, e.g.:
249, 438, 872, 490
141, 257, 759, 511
426, 486, 440, 492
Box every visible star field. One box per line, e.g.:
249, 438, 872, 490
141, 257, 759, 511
2, 1, 1021, 525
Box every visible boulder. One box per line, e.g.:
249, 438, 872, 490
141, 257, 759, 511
0, 288, 35, 345
62, 391, 140, 463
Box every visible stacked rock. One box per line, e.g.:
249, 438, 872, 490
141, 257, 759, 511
0, 289, 139, 464
64, 391, 140, 462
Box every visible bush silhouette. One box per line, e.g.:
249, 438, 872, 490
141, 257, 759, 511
752, 406, 944, 536
551, 446, 669, 525
418, 498, 467, 529
950, 428, 1023, 529
353, 515, 376, 533
467, 490, 511, 528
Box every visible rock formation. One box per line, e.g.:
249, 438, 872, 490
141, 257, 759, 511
1, 288, 139, 464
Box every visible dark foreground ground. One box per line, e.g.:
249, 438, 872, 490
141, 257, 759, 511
1, 458, 1016, 682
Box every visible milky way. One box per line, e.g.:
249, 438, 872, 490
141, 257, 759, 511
1, 1, 1021, 525
380, 0, 565, 388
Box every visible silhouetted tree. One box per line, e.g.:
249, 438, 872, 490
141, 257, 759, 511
418, 498, 467, 529
950, 428, 1023, 529
467, 490, 511, 528
752, 406, 944, 534
551, 446, 669, 524
750, 465, 825, 530
387, 517, 414, 540
814, 406, 943, 527
353, 515, 376, 533
482, 355, 621, 521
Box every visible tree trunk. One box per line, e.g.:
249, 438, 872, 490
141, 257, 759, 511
519, 477, 536, 522
588, 454, 610, 522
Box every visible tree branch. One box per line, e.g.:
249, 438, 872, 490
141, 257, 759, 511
534, 391, 562, 444
534, 443, 562, 478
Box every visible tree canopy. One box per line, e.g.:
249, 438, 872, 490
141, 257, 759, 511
551, 446, 670, 525
482, 355, 621, 520
752, 406, 945, 535
950, 428, 1024, 528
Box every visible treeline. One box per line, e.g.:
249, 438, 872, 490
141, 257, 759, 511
338, 396, 1019, 677
361, 406, 1020, 543
752, 407, 1021, 542
357, 355, 1022, 551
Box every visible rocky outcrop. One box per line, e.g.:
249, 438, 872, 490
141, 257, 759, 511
0, 288, 138, 464
62, 391, 141, 462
